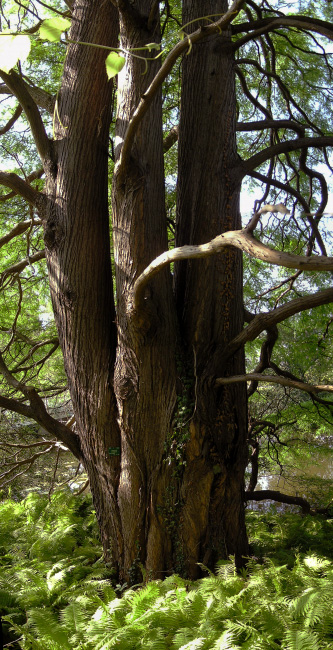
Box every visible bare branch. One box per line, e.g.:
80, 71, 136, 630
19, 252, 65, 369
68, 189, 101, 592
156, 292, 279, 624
245, 169, 327, 256
0, 104, 23, 134
0, 353, 81, 459
163, 125, 178, 152
233, 15, 333, 50
245, 490, 312, 514
223, 287, 333, 362
216, 373, 333, 395
132, 206, 333, 309
244, 136, 333, 173
1, 250, 45, 285
237, 119, 305, 135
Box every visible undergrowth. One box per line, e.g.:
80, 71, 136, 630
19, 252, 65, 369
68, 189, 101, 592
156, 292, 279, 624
0, 490, 332, 649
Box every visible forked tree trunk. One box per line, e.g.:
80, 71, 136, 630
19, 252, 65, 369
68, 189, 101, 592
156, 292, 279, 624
42, 0, 249, 581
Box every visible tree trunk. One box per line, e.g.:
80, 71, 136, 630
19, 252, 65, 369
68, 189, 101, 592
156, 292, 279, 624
111, 1, 179, 580
43, 0, 123, 567
174, 0, 249, 574
42, 0, 249, 581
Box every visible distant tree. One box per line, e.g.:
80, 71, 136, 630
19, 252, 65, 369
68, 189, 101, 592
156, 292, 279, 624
0, 0, 332, 580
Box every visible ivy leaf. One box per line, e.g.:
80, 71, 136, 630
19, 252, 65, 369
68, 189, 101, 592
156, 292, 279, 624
105, 51, 125, 80
39, 17, 71, 43
0, 34, 31, 73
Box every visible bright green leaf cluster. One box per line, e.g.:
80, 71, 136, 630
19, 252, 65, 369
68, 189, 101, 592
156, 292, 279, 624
39, 17, 71, 43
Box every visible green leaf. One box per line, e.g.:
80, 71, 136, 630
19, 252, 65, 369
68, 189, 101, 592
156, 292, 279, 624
39, 17, 71, 43
0, 33, 31, 73
105, 51, 125, 80
145, 42, 160, 51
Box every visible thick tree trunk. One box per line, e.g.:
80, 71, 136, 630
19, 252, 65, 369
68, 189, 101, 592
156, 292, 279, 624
42, 0, 123, 567
174, 0, 249, 574
112, 2, 178, 580
41, 0, 249, 581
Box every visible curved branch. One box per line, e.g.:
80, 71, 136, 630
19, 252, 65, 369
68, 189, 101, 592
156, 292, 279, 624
0, 351, 82, 459
232, 15, 333, 50
0, 70, 52, 164
215, 373, 333, 395
132, 223, 333, 309
223, 287, 333, 362
0, 171, 41, 204
0, 392, 81, 459
244, 136, 333, 173
117, 0, 245, 173
1, 250, 45, 284
0, 104, 22, 134
163, 125, 178, 152
0, 219, 42, 250
245, 490, 312, 514
244, 169, 327, 255
237, 119, 305, 135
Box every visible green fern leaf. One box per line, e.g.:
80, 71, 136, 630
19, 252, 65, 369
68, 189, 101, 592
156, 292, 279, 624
283, 628, 321, 650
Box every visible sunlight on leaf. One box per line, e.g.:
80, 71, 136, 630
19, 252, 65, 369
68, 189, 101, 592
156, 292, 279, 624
105, 51, 125, 80
303, 555, 331, 571
0, 33, 31, 73
145, 42, 160, 51
39, 17, 71, 43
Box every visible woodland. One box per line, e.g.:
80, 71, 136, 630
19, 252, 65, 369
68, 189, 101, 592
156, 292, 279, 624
0, 2, 332, 641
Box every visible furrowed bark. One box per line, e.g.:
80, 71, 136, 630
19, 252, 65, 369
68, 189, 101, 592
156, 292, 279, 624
112, 0, 178, 580
175, 0, 249, 576
42, 0, 123, 571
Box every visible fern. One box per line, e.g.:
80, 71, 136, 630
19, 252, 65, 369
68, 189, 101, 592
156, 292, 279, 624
282, 628, 321, 650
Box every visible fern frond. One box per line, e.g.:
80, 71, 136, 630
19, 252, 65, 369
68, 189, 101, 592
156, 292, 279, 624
282, 628, 321, 650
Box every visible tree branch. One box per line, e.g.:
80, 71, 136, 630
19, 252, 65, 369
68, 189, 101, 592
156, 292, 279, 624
117, 0, 245, 173
0, 80, 55, 113
245, 490, 313, 514
244, 170, 327, 255
222, 287, 333, 363
0, 219, 42, 250
244, 136, 333, 173
0, 104, 23, 134
237, 119, 305, 135
0, 171, 41, 204
232, 15, 333, 50
215, 373, 333, 395
0, 70, 52, 165
132, 204, 333, 309
1, 250, 45, 285
163, 125, 178, 152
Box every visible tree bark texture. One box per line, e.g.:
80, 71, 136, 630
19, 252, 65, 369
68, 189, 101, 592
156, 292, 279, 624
40, 0, 249, 580
174, 0, 249, 573
42, 0, 123, 566
112, 1, 178, 579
